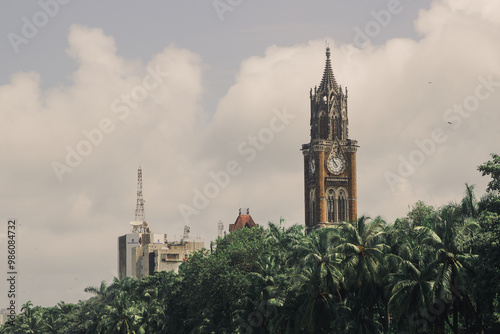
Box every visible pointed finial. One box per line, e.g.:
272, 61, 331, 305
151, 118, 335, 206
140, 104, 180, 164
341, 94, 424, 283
318, 47, 337, 92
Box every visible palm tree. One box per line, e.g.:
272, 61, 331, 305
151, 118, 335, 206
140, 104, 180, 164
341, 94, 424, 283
100, 293, 145, 334
384, 217, 437, 333
107, 276, 139, 303
387, 257, 435, 334
78, 300, 106, 334
419, 204, 479, 333
83, 278, 142, 333
84, 280, 109, 299
40, 307, 61, 334
286, 227, 343, 333
461, 183, 479, 219
332, 216, 390, 332
332, 293, 384, 334
265, 221, 304, 255
139, 283, 171, 334
10, 301, 45, 334
335, 216, 388, 294
238, 255, 289, 333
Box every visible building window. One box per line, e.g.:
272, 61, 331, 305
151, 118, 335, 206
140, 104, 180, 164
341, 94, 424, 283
319, 113, 328, 139
338, 189, 348, 222
167, 254, 179, 260
337, 117, 342, 140
327, 189, 336, 222
310, 188, 316, 225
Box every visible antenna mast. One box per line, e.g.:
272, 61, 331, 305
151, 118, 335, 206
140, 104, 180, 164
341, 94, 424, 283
135, 166, 145, 222
131, 166, 147, 233
218, 221, 224, 238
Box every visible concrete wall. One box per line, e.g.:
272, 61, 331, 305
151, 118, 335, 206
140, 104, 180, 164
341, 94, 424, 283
120, 231, 204, 280
117, 233, 141, 280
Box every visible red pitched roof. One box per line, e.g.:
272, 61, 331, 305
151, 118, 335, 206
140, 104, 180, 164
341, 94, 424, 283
229, 214, 258, 232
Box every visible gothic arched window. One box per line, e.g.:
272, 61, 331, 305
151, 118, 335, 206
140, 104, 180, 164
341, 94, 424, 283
309, 189, 316, 225
327, 189, 336, 222
336, 117, 342, 140
338, 189, 348, 222
319, 111, 328, 139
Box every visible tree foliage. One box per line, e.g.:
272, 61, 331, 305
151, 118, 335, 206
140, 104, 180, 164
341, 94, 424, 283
478, 153, 500, 192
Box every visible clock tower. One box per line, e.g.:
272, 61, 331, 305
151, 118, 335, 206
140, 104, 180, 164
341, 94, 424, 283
302, 47, 358, 231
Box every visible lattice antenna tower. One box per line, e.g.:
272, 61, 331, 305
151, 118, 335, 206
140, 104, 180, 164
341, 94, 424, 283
135, 166, 145, 223
218, 221, 224, 238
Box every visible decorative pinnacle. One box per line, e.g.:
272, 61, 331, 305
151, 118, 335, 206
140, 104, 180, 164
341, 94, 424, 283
318, 47, 338, 93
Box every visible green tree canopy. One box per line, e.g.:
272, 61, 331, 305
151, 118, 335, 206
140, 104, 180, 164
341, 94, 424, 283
478, 153, 500, 192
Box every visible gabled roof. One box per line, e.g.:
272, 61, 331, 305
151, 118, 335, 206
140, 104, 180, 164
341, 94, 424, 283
229, 211, 258, 232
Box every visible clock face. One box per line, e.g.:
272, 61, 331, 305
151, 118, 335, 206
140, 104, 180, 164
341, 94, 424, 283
327, 156, 344, 174
309, 157, 315, 175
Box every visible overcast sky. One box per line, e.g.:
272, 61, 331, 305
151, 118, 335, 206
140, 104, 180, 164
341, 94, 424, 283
1, 0, 499, 307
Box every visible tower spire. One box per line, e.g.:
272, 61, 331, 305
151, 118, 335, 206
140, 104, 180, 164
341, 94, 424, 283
318, 47, 338, 93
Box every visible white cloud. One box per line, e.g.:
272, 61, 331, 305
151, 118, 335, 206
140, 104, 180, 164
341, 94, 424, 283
0, 24, 206, 306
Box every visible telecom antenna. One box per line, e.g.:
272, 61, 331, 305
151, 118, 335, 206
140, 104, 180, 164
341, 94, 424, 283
131, 166, 147, 233
183, 225, 190, 240
135, 166, 145, 222
218, 221, 224, 238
